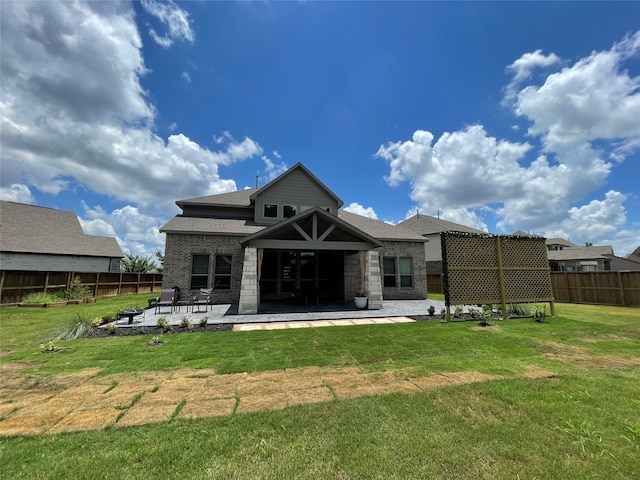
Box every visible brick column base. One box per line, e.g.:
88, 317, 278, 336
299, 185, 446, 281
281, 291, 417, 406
365, 250, 383, 309
238, 247, 258, 314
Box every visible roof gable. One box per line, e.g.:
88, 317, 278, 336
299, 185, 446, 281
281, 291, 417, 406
241, 206, 381, 250
250, 163, 343, 207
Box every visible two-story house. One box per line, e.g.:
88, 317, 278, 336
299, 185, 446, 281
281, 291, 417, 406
160, 163, 427, 313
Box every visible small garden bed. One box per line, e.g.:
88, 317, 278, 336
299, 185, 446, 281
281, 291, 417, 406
87, 323, 233, 338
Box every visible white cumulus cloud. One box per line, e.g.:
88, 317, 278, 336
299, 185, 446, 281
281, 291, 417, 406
140, 0, 194, 48
344, 203, 379, 220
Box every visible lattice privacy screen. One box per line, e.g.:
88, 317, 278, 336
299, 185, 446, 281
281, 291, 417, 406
441, 232, 554, 307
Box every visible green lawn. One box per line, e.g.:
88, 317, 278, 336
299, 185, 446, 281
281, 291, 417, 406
1, 295, 639, 479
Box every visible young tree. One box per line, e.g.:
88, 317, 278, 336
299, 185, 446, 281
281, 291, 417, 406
154, 249, 164, 273
120, 252, 157, 273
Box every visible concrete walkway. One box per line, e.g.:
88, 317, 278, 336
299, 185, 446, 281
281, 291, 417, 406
112, 299, 451, 329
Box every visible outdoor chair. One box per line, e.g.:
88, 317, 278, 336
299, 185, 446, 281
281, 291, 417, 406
155, 288, 175, 314
193, 288, 212, 313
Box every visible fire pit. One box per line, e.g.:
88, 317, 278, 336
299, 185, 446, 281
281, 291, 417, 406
117, 308, 145, 325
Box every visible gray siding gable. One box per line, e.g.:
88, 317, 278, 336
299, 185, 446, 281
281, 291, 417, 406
251, 163, 343, 224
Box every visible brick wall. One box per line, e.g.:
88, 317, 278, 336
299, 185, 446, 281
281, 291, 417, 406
163, 233, 245, 304
380, 241, 427, 300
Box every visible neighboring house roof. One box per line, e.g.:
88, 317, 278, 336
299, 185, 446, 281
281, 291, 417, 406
176, 188, 257, 209
603, 254, 640, 271
0, 201, 123, 258
546, 237, 580, 248
547, 246, 614, 262
339, 211, 426, 242
625, 247, 640, 264
398, 214, 486, 236
249, 163, 344, 208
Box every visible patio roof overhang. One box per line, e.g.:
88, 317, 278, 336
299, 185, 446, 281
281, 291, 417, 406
240, 206, 382, 251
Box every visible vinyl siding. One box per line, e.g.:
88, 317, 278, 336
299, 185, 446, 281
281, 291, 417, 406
254, 169, 339, 224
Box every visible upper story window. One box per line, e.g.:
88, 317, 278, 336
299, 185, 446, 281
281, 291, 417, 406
283, 205, 297, 218
264, 204, 278, 218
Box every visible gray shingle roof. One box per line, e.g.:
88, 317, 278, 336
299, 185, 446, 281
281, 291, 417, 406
546, 237, 580, 248
547, 246, 614, 261
338, 211, 426, 241
177, 188, 256, 208
0, 201, 123, 257
161, 209, 426, 242
398, 214, 486, 235
160, 216, 264, 236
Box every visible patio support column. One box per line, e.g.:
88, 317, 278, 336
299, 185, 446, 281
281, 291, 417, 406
238, 246, 258, 314
364, 249, 383, 309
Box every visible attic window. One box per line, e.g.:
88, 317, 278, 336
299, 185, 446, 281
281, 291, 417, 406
264, 204, 277, 218
283, 205, 297, 218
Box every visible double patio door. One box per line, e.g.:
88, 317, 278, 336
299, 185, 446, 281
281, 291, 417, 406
259, 250, 344, 301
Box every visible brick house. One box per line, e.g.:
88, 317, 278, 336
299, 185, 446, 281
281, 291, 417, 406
160, 163, 426, 313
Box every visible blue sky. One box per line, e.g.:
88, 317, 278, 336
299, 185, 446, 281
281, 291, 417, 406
1, 1, 639, 262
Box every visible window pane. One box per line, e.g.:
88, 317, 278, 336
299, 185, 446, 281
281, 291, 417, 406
283, 205, 297, 218
400, 276, 413, 287
191, 276, 208, 289
214, 276, 231, 289
215, 255, 232, 275
214, 255, 232, 290
191, 255, 209, 274
399, 258, 412, 275
384, 276, 397, 288
264, 204, 277, 217
383, 257, 396, 275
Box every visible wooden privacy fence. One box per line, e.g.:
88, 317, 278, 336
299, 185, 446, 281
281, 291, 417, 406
0, 270, 163, 305
550, 271, 640, 307
427, 270, 640, 307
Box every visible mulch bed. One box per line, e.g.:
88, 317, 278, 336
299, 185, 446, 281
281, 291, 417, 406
86, 323, 233, 338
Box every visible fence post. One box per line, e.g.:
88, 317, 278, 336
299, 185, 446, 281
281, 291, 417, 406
618, 271, 627, 307
494, 236, 508, 321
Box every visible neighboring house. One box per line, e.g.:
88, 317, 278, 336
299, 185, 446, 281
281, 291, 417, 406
398, 214, 486, 274
544, 238, 630, 272
0, 201, 123, 272
626, 247, 640, 264
160, 163, 427, 313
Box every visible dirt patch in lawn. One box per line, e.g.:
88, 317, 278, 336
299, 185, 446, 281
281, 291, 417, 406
2, 346, 639, 437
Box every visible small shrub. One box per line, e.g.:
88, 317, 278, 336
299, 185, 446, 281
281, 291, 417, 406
509, 304, 531, 317
440, 307, 446, 316
479, 309, 492, 327
453, 306, 464, 318
157, 317, 172, 332
106, 323, 117, 334
179, 317, 192, 329
468, 307, 480, 318
40, 340, 58, 353
199, 316, 209, 327
44, 314, 97, 341
21, 292, 65, 304
92, 317, 103, 327
427, 305, 435, 316
533, 306, 547, 323
148, 335, 164, 346
64, 276, 90, 300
